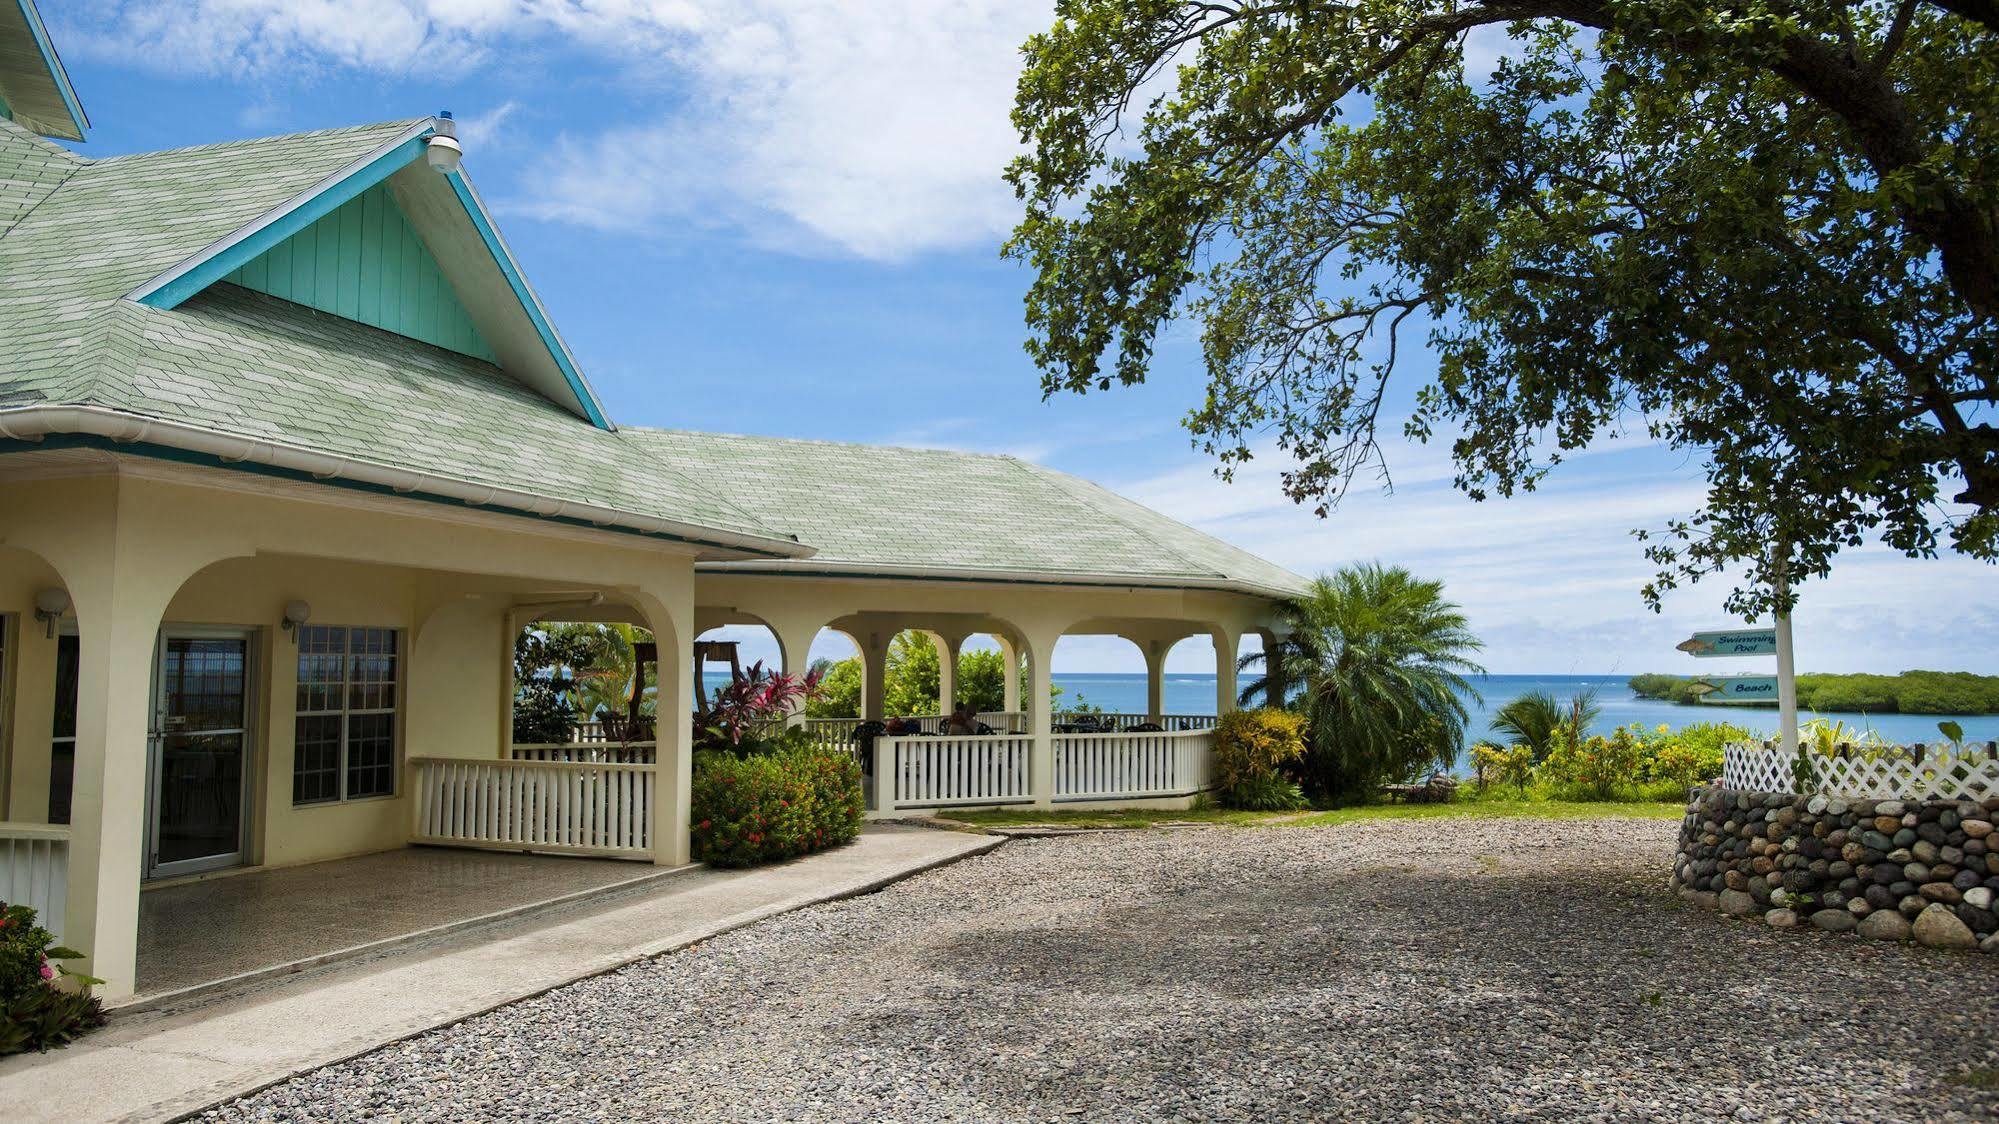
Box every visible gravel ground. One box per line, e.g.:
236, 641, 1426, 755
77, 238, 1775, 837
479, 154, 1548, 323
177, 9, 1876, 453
209, 818, 1999, 1123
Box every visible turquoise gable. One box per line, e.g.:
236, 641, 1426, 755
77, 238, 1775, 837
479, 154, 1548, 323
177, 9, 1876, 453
224, 182, 495, 362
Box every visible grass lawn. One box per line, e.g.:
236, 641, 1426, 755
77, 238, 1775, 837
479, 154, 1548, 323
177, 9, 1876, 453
944, 796, 1685, 830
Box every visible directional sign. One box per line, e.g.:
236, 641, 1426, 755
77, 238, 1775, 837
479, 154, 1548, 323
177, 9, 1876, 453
1676, 628, 1779, 658
1693, 675, 1781, 702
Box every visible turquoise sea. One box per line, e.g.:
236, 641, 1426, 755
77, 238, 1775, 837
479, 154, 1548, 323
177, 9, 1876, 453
1053, 672, 1999, 747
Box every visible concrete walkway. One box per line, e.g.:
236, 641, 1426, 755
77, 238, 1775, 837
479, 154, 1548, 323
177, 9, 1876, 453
0, 826, 1000, 1124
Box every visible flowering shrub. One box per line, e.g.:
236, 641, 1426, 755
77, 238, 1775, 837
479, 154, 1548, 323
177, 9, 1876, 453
1539, 727, 1645, 801
690, 745, 864, 868
1212, 708, 1308, 810
699, 662, 823, 752
0, 902, 104, 1056
1470, 741, 1535, 795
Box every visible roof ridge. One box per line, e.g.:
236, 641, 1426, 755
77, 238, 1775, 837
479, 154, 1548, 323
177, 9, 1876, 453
631, 424, 1024, 462
0, 122, 86, 247
90, 118, 429, 164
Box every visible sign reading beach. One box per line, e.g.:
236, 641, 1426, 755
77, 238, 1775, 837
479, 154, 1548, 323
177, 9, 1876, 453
1675, 628, 1779, 657
1688, 675, 1783, 702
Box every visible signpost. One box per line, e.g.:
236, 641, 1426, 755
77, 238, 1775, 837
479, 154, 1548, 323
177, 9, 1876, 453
1678, 589, 1797, 752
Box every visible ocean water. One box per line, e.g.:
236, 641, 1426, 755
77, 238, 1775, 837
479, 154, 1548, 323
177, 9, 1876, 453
1052, 672, 1999, 746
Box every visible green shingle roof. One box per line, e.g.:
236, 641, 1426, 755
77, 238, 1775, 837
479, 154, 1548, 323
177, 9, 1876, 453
0, 116, 1303, 596
631, 429, 1307, 596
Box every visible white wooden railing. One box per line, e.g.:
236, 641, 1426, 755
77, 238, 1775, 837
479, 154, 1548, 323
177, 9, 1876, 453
512, 742, 658, 764
873, 735, 1036, 811
0, 823, 69, 943
870, 728, 1216, 814
1055, 712, 1217, 732
411, 758, 653, 859
1724, 742, 1999, 802
1054, 729, 1214, 801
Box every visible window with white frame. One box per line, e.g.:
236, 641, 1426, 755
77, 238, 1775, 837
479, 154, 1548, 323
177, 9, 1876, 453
294, 625, 399, 804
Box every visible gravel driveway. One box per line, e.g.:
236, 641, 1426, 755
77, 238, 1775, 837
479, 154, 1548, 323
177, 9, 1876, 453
209, 818, 1999, 1122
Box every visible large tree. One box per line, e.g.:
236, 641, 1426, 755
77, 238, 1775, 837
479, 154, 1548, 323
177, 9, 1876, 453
1007, 0, 1998, 616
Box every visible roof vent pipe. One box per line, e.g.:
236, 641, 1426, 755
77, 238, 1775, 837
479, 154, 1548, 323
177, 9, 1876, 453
427, 110, 462, 175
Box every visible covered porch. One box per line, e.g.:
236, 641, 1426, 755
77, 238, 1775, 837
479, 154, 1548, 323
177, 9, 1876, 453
134, 847, 674, 1003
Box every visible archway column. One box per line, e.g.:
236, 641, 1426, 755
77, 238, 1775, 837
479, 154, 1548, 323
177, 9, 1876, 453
631, 583, 696, 868
997, 635, 1021, 716
931, 629, 968, 716
766, 614, 830, 728
13, 480, 254, 1002
1021, 625, 1061, 807
859, 630, 890, 722
1211, 625, 1242, 718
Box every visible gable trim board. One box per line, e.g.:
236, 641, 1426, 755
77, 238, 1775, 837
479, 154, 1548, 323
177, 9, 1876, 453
128, 125, 434, 310
123, 117, 613, 430
0, 0, 85, 140
442, 171, 607, 429
0, 403, 813, 560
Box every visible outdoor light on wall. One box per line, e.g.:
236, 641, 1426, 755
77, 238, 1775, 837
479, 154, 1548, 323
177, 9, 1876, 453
426, 111, 462, 175
282, 599, 312, 643
32, 588, 69, 639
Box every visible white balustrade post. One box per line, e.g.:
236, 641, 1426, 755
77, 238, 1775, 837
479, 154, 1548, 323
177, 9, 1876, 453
873, 737, 897, 815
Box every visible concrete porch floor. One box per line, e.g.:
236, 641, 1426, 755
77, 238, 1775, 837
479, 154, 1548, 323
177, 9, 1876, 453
138, 847, 672, 1001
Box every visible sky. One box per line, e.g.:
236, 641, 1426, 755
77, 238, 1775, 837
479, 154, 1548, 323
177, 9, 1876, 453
41, 1, 1997, 676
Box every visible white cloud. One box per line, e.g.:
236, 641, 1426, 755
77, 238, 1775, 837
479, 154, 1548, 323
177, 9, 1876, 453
73, 0, 1052, 260
1106, 435, 1999, 676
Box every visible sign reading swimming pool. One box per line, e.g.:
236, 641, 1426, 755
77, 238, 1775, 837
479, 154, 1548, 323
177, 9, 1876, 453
1676, 628, 1779, 657
1691, 675, 1782, 702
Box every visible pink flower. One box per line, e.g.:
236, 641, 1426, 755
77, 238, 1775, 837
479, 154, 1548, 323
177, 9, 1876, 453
39, 961, 54, 980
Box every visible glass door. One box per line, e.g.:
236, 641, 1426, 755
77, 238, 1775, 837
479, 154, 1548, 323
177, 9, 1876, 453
148, 630, 253, 879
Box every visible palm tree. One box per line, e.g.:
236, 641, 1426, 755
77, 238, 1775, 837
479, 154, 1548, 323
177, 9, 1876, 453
1246, 564, 1485, 802
1490, 688, 1599, 760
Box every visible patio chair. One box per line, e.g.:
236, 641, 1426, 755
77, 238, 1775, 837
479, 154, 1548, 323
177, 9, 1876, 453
1128, 722, 1164, 733
851, 721, 887, 775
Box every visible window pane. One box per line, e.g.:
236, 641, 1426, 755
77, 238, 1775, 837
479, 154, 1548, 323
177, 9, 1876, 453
297, 625, 347, 713
293, 713, 343, 804
345, 712, 396, 799
52, 633, 79, 739
348, 628, 397, 712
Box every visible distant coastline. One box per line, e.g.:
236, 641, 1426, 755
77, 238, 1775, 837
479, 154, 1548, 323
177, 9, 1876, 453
1627, 671, 1999, 716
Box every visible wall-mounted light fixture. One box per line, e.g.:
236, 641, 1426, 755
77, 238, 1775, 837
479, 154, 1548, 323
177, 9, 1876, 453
33, 588, 69, 639
281, 599, 312, 643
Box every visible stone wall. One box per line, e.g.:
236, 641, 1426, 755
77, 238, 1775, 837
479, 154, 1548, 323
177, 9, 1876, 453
1675, 787, 1999, 952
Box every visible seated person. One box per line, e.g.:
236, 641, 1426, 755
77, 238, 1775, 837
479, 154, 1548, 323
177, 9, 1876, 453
943, 705, 981, 735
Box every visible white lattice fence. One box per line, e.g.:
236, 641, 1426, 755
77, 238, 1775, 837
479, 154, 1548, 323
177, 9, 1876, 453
1724, 743, 1999, 802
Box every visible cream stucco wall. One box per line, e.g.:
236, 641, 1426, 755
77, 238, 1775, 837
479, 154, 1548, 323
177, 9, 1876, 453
0, 459, 704, 999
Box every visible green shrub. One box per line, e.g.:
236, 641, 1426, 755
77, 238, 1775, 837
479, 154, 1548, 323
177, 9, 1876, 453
1212, 708, 1308, 810
1539, 727, 1645, 801
690, 745, 864, 868
0, 902, 104, 1056
1471, 741, 1536, 795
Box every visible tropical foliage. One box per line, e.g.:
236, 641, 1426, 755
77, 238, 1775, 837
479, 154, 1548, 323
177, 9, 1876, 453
1477, 720, 1749, 801
511, 625, 607, 744
805, 631, 1044, 719
0, 902, 104, 1056
698, 662, 822, 753
1249, 564, 1483, 802
1007, 0, 1999, 620
1211, 708, 1309, 810
1631, 670, 1999, 714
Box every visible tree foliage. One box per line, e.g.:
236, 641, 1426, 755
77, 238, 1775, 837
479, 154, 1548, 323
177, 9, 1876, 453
1008, 0, 1999, 617
512, 625, 606, 744
804, 633, 1027, 719
1253, 564, 1485, 800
